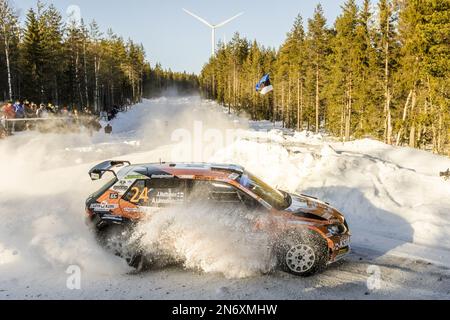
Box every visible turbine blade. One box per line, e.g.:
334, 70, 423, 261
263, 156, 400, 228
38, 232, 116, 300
183, 8, 213, 28
215, 12, 244, 28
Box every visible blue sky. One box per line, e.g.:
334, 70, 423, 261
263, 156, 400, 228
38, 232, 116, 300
13, 0, 365, 74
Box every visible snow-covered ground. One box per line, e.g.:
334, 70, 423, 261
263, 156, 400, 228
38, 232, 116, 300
0, 96, 449, 300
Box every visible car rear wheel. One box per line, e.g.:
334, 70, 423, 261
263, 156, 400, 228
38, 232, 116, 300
276, 231, 328, 277
97, 224, 145, 271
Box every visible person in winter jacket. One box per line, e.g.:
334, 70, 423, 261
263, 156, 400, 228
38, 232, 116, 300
104, 123, 113, 134
36, 104, 48, 118
46, 103, 56, 114
1, 102, 15, 134
13, 101, 26, 131
14, 101, 25, 119
2, 102, 15, 119
26, 102, 37, 119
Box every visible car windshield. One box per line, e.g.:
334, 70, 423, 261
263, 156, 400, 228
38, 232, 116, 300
237, 171, 290, 210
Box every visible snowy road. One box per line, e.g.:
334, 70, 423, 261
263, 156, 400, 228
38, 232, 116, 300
2, 247, 449, 300
1, 96, 449, 299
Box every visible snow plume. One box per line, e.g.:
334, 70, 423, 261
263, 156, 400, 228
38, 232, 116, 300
107, 96, 250, 163
0, 130, 131, 278
0, 96, 249, 280
132, 204, 276, 279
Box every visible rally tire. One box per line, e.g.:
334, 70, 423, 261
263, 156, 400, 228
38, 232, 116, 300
97, 224, 146, 271
276, 231, 328, 277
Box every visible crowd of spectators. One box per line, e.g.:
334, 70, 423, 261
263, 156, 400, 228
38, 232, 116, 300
0, 100, 129, 138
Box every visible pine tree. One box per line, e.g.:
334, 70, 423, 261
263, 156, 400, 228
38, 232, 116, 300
22, 7, 44, 102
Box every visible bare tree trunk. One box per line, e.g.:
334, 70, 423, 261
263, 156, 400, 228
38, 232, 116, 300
4, 30, 12, 101
281, 82, 285, 128
345, 78, 352, 142
233, 63, 237, 109
384, 12, 392, 145
409, 89, 417, 148
288, 77, 291, 128
83, 40, 89, 109
94, 55, 100, 112
315, 59, 320, 134
54, 76, 59, 105
300, 80, 304, 131
396, 90, 413, 146
438, 109, 443, 153
297, 78, 300, 130
340, 101, 345, 141
273, 86, 277, 124
386, 96, 392, 144
427, 77, 439, 153
75, 51, 84, 107
409, 126, 416, 148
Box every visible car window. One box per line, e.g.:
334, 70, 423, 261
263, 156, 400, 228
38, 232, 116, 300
146, 178, 186, 207
122, 180, 149, 206
188, 180, 264, 210
238, 172, 290, 210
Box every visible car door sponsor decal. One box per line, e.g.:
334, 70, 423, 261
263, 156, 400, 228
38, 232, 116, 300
153, 190, 185, 204
128, 187, 185, 205
90, 202, 118, 212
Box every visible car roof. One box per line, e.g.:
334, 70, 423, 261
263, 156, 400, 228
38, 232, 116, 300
122, 163, 245, 180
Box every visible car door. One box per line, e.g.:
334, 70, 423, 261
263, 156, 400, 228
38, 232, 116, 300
187, 180, 267, 229
145, 178, 187, 208
120, 178, 187, 216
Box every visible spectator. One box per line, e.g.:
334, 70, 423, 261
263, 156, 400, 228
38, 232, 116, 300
2, 102, 15, 134
14, 100, 25, 118
2, 102, 15, 119
24, 101, 35, 118
61, 106, 69, 117
14, 100, 26, 131
37, 103, 48, 118
46, 103, 56, 114
104, 123, 113, 134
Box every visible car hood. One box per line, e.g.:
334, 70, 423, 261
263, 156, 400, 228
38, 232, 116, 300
284, 194, 345, 223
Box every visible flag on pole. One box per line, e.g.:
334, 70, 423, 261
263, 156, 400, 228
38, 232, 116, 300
256, 74, 274, 95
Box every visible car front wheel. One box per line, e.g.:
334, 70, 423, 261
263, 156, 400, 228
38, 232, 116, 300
276, 231, 329, 277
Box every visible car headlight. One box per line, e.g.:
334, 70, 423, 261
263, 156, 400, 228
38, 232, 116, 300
327, 224, 347, 235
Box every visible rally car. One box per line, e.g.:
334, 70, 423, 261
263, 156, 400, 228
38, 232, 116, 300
85, 161, 351, 276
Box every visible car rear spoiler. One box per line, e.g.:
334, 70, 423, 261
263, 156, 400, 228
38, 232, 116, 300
89, 160, 131, 181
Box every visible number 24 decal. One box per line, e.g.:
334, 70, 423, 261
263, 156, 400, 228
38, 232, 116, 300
130, 187, 149, 203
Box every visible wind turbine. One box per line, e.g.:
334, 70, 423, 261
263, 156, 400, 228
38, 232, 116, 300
183, 9, 244, 56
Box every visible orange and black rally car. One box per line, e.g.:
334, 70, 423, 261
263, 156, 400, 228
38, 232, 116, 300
86, 161, 351, 276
